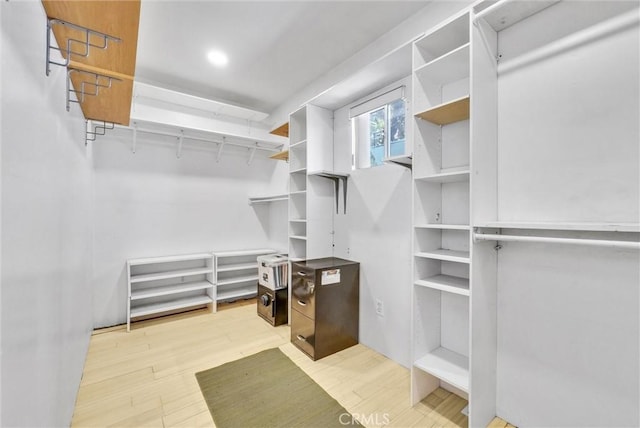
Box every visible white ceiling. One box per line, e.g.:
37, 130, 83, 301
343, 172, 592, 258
135, 1, 429, 115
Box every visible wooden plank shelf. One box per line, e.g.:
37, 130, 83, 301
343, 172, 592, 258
475, 221, 640, 233
270, 150, 289, 161
415, 95, 470, 125
270, 122, 289, 138
43, 0, 140, 126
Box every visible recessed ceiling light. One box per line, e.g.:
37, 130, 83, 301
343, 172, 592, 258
207, 50, 228, 67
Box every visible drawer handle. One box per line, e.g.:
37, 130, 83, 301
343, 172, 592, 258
296, 334, 306, 342
297, 300, 307, 306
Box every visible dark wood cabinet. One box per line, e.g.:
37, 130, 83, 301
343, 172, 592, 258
290, 258, 359, 360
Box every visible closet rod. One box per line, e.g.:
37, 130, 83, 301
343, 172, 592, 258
115, 125, 282, 152
474, 233, 640, 250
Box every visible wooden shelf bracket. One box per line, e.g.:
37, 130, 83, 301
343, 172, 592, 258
85, 119, 114, 145
66, 68, 120, 112
46, 18, 120, 76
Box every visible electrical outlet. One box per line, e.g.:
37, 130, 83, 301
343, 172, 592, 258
375, 299, 384, 317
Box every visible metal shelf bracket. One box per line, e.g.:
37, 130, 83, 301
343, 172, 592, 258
86, 119, 115, 145
46, 18, 121, 76
67, 68, 121, 112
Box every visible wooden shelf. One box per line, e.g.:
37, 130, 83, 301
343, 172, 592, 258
289, 235, 308, 241
414, 347, 469, 393
415, 249, 470, 264
414, 13, 469, 67
415, 170, 470, 183
269, 150, 289, 161
130, 281, 213, 300
130, 295, 213, 318
289, 190, 307, 196
290, 167, 307, 174
415, 275, 470, 296
475, 0, 560, 32
270, 122, 289, 138
43, 0, 140, 126
415, 224, 470, 230
290, 219, 308, 223
130, 267, 213, 283
415, 96, 470, 125
475, 221, 640, 233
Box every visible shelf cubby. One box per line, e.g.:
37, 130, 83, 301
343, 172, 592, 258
414, 347, 469, 393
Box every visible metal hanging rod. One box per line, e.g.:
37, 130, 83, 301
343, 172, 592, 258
473, 233, 640, 250
114, 125, 282, 153
86, 120, 115, 145
46, 18, 121, 76
67, 68, 120, 112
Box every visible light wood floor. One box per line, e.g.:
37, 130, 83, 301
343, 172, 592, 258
73, 302, 513, 427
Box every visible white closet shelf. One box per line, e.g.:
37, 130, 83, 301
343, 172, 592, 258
415, 224, 470, 230
415, 249, 470, 264
130, 295, 213, 318
248, 194, 288, 204
290, 190, 307, 196
414, 347, 469, 393
415, 275, 470, 296
384, 154, 413, 168
475, 221, 640, 233
216, 262, 257, 273
217, 284, 257, 301
289, 139, 307, 148
128, 253, 213, 266
130, 281, 213, 300
289, 219, 308, 223
213, 249, 275, 257
217, 274, 258, 286
414, 43, 470, 85
475, 0, 560, 32
289, 235, 308, 241
414, 13, 469, 67
130, 267, 213, 283
290, 167, 307, 174
415, 170, 470, 183
415, 95, 470, 125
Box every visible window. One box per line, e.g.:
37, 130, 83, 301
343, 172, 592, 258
351, 89, 406, 169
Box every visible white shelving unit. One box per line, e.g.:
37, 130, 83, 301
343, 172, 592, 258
411, 8, 473, 413
287, 104, 335, 262
126, 253, 214, 332
213, 249, 276, 308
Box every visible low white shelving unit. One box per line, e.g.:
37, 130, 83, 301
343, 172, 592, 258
127, 253, 215, 332
213, 249, 276, 306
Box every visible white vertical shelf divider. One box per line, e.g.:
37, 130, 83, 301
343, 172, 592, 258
411, 8, 474, 416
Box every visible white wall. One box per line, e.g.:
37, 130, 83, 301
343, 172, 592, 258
92, 131, 288, 328
333, 77, 413, 368
1, 2, 94, 426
